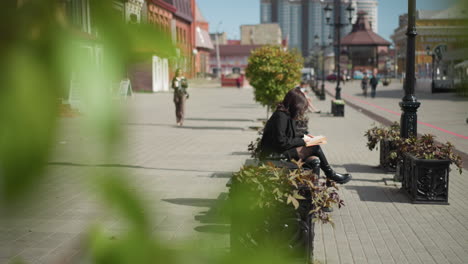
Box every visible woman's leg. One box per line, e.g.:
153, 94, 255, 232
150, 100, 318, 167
179, 95, 186, 125
295, 145, 352, 184
174, 95, 181, 123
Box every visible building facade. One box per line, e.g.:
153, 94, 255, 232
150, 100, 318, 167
341, 11, 390, 74
194, 4, 214, 77
391, 4, 468, 79
240, 24, 282, 45
146, 0, 175, 36
209, 45, 262, 75
260, 0, 357, 57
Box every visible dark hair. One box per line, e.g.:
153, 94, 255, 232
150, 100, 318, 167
300, 81, 307, 86
277, 88, 308, 119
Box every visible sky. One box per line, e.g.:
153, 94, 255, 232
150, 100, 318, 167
197, 0, 458, 43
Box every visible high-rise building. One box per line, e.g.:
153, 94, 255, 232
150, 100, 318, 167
355, 0, 378, 33
260, 0, 358, 57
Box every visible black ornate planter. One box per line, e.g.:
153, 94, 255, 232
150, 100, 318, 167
379, 140, 397, 172
402, 154, 450, 204
229, 181, 315, 263
331, 100, 344, 117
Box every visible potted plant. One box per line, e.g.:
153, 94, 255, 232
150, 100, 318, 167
364, 122, 400, 172
229, 162, 344, 263
331, 99, 345, 117
393, 134, 462, 204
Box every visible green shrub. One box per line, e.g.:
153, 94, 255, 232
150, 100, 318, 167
246, 46, 303, 111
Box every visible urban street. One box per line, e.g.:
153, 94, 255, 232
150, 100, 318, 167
1, 82, 468, 263
2, 0, 468, 264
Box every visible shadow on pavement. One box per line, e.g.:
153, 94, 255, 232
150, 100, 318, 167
343, 163, 384, 174
351, 90, 468, 102
178, 126, 245, 131
210, 172, 233, 178
162, 198, 217, 207
190, 193, 230, 234
345, 185, 410, 203
48, 162, 229, 174
185, 117, 254, 122
194, 225, 229, 234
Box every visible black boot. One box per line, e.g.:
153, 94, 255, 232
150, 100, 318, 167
304, 158, 320, 172
311, 146, 352, 184
322, 165, 352, 184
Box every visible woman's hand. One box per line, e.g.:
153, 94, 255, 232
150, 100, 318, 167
303, 134, 313, 143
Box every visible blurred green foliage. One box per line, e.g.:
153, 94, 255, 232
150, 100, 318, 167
0, 1, 323, 264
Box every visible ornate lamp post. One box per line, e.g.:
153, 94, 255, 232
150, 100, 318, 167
323, 0, 354, 116
314, 34, 332, 101
400, 0, 421, 138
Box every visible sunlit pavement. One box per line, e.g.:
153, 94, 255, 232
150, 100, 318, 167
1, 83, 468, 263
327, 79, 468, 152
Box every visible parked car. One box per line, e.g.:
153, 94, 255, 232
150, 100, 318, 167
326, 73, 337, 81
326, 73, 349, 81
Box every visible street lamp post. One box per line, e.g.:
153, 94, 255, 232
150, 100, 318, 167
314, 34, 332, 101
323, 0, 354, 116
399, 0, 421, 138
426, 46, 436, 91
215, 22, 222, 79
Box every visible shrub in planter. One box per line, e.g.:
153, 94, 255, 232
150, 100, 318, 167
229, 162, 344, 261
364, 122, 400, 171
394, 134, 463, 204
331, 100, 345, 117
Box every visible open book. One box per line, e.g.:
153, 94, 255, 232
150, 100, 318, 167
304, 135, 327, 147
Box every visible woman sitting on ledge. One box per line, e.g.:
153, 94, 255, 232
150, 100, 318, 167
259, 88, 352, 184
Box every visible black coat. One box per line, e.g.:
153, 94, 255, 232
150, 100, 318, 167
260, 110, 305, 155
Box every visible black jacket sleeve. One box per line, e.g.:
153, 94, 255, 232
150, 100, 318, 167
271, 112, 305, 151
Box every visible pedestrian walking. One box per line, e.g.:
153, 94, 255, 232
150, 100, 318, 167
259, 88, 352, 184
370, 74, 379, 98
361, 74, 369, 97
171, 68, 189, 126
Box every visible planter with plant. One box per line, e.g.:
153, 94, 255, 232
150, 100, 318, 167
393, 134, 462, 204
229, 162, 344, 263
364, 122, 401, 172
331, 100, 345, 117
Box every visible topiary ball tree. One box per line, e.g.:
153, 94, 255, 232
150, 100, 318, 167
246, 46, 303, 116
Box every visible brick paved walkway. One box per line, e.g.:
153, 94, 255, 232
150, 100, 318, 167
1, 84, 467, 264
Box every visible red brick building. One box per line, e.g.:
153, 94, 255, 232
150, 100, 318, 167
209, 45, 262, 75
194, 4, 214, 77
172, 0, 196, 77
147, 0, 176, 35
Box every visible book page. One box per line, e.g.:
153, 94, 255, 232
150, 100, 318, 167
305, 135, 327, 147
